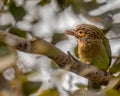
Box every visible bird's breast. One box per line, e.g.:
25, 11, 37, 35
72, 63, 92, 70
78, 42, 96, 60
78, 41, 109, 71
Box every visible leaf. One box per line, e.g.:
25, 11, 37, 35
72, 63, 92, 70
31, 20, 39, 24
51, 33, 68, 44
9, 27, 27, 38
39, 88, 59, 96
23, 81, 42, 95
3, 0, 13, 6
56, 0, 68, 10
106, 89, 120, 96
9, 2, 26, 21
0, 24, 12, 30
38, 0, 51, 6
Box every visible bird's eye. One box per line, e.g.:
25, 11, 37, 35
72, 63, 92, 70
79, 31, 82, 34
77, 30, 83, 34
77, 30, 86, 37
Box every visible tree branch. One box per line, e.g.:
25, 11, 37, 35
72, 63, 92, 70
0, 30, 114, 86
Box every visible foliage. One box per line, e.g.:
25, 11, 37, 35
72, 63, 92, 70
9, 2, 26, 21
0, 0, 120, 96
9, 27, 27, 38
38, 88, 59, 96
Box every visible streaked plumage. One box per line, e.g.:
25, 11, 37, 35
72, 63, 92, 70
66, 24, 111, 71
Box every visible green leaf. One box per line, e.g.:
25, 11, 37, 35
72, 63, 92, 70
9, 27, 27, 38
23, 81, 42, 95
0, 24, 12, 30
3, 0, 13, 6
56, 0, 67, 10
38, 0, 51, 6
106, 89, 120, 96
39, 88, 59, 96
51, 33, 68, 44
9, 2, 26, 21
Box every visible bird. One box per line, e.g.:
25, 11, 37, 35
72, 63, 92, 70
65, 24, 111, 89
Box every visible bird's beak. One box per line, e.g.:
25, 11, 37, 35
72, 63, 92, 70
65, 29, 76, 37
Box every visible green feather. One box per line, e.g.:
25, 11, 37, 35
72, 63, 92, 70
103, 36, 111, 67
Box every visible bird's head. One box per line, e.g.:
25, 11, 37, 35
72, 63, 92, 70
65, 24, 104, 42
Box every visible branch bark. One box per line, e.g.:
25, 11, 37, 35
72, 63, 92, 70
0, 30, 115, 87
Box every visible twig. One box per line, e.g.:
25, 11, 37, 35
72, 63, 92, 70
109, 35, 120, 40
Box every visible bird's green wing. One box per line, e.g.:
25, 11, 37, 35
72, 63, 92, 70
103, 36, 112, 66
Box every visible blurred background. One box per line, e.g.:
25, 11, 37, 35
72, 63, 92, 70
0, 0, 120, 96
